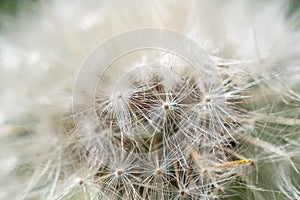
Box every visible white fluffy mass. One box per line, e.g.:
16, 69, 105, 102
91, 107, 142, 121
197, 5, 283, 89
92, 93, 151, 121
0, 0, 299, 199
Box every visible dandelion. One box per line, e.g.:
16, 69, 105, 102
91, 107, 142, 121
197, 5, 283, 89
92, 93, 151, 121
0, 0, 300, 200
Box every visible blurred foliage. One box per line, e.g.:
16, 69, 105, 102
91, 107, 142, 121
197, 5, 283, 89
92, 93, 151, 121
289, 0, 300, 15
0, 0, 38, 16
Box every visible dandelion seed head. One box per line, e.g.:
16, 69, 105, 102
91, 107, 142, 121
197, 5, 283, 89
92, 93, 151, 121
1, 0, 300, 199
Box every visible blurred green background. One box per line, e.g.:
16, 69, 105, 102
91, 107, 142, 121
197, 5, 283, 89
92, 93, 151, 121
1, 0, 300, 16
0, 0, 38, 16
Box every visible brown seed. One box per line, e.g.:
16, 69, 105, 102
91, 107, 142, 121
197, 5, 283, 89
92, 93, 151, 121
156, 169, 162, 175
163, 103, 170, 110
116, 169, 123, 176
204, 96, 211, 102
180, 190, 185, 196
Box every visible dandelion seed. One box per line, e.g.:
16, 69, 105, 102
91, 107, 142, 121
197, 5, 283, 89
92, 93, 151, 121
214, 159, 253, 168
